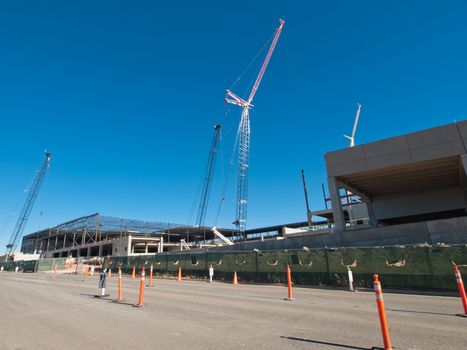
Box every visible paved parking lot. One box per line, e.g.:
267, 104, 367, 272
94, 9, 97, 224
0, 272, 465, 349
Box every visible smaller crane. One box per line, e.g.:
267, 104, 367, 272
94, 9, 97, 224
196, 125, 222, 227
301, 169, 312, 228
344, 103, 362, 147
343, 104, 362, 225
5, 151, 52, 259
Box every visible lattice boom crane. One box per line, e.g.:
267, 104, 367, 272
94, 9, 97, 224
196, 124, 222, 227
6, 151, 52, 258
225, 19, 285, 234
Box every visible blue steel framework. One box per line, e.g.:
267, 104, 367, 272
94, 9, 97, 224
21, 213, 185, 254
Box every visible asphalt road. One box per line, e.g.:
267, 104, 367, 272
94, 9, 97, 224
0, 272, 465, 350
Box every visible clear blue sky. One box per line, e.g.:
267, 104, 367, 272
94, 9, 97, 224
1, 1, 467, 248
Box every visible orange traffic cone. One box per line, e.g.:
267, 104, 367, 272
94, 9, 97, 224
117, 267, 122, 302
286, 265, 293, 301
131, 266, 136, 279
233, 271, 238, 285
177, 266, 182, 281
373, 274, 393, 350
134, 268, 145, 307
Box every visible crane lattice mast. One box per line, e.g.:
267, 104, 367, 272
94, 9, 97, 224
6, 151, 52, 258
196, 124, 222, 227
225, 19, 285, 234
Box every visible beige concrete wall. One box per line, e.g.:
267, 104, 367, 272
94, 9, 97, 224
372, 187, 466, 220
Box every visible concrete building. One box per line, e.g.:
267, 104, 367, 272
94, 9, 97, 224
211, 121, 467, 252
325, 120, 467, 232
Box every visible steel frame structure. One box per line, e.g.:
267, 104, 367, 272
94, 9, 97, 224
20, 213, 184, 254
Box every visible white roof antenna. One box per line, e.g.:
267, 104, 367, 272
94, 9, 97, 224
344, 103, 362, 147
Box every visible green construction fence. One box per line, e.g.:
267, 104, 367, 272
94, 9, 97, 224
99, 245, 467, 291
4, 245, 466, 291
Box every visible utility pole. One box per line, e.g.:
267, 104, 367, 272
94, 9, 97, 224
301, 170, 312, 228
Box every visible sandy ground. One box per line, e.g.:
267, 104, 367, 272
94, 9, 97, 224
0, 272, 465, 350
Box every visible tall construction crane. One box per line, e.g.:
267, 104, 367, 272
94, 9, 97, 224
344, 103, 362, 147
196, 124, 222, 227
5, 151, 52, 259
225, 19, 285, 234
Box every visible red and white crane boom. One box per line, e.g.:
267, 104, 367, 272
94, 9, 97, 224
224, 19, 285, 233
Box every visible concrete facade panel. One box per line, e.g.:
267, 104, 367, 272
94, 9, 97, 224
372, 187, 465, 220
405, 124, 460, 149
427, 217, 467, 245
208, 217, 467, 251
325, 146, 365, 165
327, 159, 368, 177
455, 120, 467, 142
365, 150, 412, 170
409, 140, 465, 162
362, 136, 409, 158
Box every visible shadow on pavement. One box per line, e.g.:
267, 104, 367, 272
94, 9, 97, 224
80, 293, 137, 306
280, 336, 381, 350
387, 308, 457, 317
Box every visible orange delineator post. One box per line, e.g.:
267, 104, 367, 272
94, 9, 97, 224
177, 266, 182, 281
149, 263, 154, 287
373, 274, 392, 350
131, 266, 136, 279
233, 271, 238, 285
135, 267, 145, 307
117, 266, 122, 302
454, 265, 467, 315
286, 265, 293, 300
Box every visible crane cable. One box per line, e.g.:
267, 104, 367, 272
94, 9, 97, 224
228, 31, 275, 92
213, 110, 243, 227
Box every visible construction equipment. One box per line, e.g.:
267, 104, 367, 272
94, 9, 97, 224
211, 227, 234, 246
301, 169, 312, 228
343, 104, 362, 224
225, 19, 285, 234
180, 239, 191, 250
5, 151, 52, 259
196, 124, 222, 227
344, 103, 362, 147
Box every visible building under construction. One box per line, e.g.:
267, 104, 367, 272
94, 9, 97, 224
20, 214, 226, 258
19, 120, 467, 258
20, 213, 310, 258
